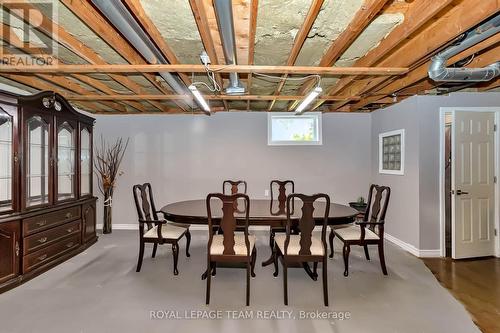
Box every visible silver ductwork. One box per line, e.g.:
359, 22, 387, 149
213, 0, 245, 95
429, 14, 500, 82
91, 0, 194, 107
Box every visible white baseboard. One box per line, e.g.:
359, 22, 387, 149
385, 233, 441, 258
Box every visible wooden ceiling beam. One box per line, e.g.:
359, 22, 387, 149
267, 0, 324, 111
1, 0, 169, 113
289, 0, 390, 110
347, 36, 500, 111
246, 0, 259, 111
333, 0, 500, 111
320, 0, 390, 67
1, 48, 125, 112
1, 23, 145, 113
477, 77, 500, 92
123, 0, 192, 87
60, 0, 186, 112
188, 0, 229, 111
310, 0, 455, 112
64, 94, 360, 101
0, 73, 111, 112
0, 64, 409, 75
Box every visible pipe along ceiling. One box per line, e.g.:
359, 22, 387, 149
429, 13, 500, 83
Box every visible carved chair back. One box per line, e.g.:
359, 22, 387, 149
223, 180, 248, 195
206, 193, 251, 256
132, 183, 159, 231
284, 193, 330, 256
363, 184, 391, 234
270, 180, 294, 215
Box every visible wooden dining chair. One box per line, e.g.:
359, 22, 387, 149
132, 183, 191, 275
272, 193, 330, 306
332, 184, 391, 277
205, 193, 256, 306
222, 180, 247, 195
269, 180, 294, 250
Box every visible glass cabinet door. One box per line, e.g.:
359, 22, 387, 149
26, 116, 50, 207
57, 122, 76, 200
80, 128, 91, 196
0, 108, 13, 212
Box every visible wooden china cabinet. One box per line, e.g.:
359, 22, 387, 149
0, 91, 97, 292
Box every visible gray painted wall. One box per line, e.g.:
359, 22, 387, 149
371, 92, 500, 250
93, 112, 372, 226
92, 91, 499, 253
370, 98, 421, 248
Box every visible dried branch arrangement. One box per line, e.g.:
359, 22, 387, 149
94, 136, 129, 233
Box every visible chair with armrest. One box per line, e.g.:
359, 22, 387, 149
332, 184, 391, 276
132, 183, 191, 275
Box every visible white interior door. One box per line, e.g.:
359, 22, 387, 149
452, 111, 496, 259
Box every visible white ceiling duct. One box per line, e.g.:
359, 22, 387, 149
90, 0, 195, 108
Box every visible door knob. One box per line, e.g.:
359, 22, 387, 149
456, 189, 469, 195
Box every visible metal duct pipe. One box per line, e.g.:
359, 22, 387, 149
90, 0, 194, 107
429, 14, 500, 82
213, 0, 245, 94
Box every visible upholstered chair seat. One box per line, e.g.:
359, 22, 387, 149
334, 225, 380, 241
210, 233, 256, 255
274, 234, 325, 256
144, 223, 187, 240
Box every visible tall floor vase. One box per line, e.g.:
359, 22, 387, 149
102, 187, 114, 234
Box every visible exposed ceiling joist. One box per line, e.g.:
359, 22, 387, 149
188, 0, 229, 111
289, 0, 390, 110
1, 23, 144, 112
246, 0, 258, 111
267, 0, 324, 111
349, 41, 500, 111
314, 0, 456, 112
0, 73, 111, 112
60, 0, 187, 112
0, 64, 409, 75
64, 94, 360, 102
332, 0, 500, 112
123, 0, 192, 87
1, 0, 165, 113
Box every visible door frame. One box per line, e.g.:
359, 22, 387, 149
439, 107, 500, 258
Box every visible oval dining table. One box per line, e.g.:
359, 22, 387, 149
160, 199, 358, 280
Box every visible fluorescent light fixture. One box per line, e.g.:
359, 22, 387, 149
188, 85, 210, 114
295, 86, 323, 115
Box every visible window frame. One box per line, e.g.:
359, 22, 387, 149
267, 112, 323, 146
379, 129, 405, 175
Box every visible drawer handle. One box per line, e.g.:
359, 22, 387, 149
67, 228, 74, 233
36, 220, 47, 227
15, 241, 19, 257
66, 242, 74, 248
38, 237, 48, 244
37, 254, 48, 261
65, 212, 72, 219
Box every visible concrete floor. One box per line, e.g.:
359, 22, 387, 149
0, 230, 480, 333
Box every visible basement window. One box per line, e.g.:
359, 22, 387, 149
379, 129, 405, 175
268, 112, 322, 146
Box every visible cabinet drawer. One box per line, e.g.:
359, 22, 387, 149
23, 234, 81, 273
23, 220, 81, 254
23, 206, 81, 236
